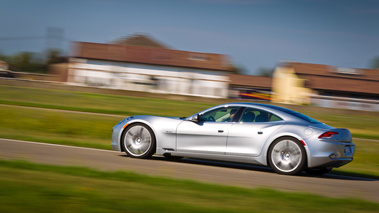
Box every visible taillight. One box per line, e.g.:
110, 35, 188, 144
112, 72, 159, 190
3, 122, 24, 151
318, 131, 339, 139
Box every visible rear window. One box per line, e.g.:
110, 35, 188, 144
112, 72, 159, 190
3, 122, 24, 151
266, 105, 321, 124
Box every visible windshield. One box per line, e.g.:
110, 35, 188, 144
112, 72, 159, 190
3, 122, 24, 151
266, 105, 321, 124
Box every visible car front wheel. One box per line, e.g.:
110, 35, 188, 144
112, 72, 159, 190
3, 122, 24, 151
122, 123, 156, 159
268, 137, 306, 175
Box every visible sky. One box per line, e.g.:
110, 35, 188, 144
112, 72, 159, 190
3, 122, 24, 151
1, 0, 379, 75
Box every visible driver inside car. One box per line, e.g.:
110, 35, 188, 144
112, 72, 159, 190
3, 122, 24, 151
224, 109, 238, 122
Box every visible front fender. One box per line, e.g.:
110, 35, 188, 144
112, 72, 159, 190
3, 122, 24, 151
113, 115, 184, 154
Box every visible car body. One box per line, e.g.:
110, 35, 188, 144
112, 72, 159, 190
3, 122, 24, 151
111, 102, 355, 175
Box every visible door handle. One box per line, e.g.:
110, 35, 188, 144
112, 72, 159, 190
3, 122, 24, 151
258, 131, 263, 134
218, 130, 224, 133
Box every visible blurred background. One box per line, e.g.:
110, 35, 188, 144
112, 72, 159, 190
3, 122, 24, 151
1, 1, 379, 211
1, 0, 378, 111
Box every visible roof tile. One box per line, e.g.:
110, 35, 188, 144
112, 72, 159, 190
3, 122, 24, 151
281, 62, 379, 95
72, 42, 231, 71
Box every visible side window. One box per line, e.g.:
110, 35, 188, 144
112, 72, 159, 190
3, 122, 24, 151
269, 114, 282, 122
201, 107, 240, 122
240, 108, 257, 122
240, 108, 282, 123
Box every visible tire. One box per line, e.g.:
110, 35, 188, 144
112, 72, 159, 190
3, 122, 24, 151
122, 123, 156, 159
163, 153, 183, 161
268, 137, 306, 175
304, 167, 332, 176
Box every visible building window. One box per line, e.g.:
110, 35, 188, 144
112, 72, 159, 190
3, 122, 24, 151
329, 66, 362, 76
189, 53, 208, 61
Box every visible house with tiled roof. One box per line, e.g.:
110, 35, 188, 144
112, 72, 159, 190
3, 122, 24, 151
228, 74, 272, 101
112, 34, 171, 49
272, 62, 379, 111
65, 35, 233, 98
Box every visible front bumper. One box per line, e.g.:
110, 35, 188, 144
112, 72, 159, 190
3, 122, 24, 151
111, 118, 129, 151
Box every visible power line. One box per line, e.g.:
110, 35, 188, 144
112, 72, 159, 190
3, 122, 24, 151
0, 36, 46, 41
0, 36, 72, 41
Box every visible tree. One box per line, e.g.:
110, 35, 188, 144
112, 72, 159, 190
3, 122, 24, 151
228, 64, 246, 75
370, 56, 379, 69
10, 52, 45, 73
257, 67, 275, 77
46, 49, 63, 64
0, 49, 64, 73
0, 50, 10, 62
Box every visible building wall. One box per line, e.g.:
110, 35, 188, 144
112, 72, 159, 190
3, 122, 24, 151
310, 94, 379, 112
271, 66, 311, 104
68, 58, 229, 98
49, 63, 69, 82
271, 65, 379, 111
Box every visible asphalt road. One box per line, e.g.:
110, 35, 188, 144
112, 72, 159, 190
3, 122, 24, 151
0, 138, 378, 202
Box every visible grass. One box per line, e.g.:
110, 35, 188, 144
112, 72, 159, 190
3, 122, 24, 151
1, 85, 378, 140
0, 159, 378, 212
0, 85, 213, 117
0, 105, 118, 150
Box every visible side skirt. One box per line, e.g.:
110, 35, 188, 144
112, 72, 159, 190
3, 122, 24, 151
167, 151, 265, 165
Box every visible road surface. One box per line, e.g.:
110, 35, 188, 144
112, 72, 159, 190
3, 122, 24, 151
0, 138, 378, 202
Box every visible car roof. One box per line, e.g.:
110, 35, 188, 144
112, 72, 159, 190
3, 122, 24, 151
221, 102, 278, 109
208, 102, 282, 113
219, 102, 323, 124
212, 102, 300, 121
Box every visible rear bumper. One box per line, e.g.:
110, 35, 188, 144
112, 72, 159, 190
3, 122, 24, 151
316, 158, 353, 168
307, 141, 355, 168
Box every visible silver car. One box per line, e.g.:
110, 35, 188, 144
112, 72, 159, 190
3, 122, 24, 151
111, 103, 355, 175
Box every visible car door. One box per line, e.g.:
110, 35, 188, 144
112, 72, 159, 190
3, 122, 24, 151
176, 106, 241, 154
226, 107, 285, 157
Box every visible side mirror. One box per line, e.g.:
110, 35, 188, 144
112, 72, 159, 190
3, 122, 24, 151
192, 114, 200, 123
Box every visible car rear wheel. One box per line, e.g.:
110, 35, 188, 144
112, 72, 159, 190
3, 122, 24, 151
268, 137, 306, 175
122, 123, 156, 159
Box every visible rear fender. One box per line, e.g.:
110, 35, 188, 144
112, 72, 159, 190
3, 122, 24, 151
258, 131, 310, 167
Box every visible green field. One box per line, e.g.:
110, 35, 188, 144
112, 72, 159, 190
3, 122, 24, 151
0, 160, 378, 213
0, 85, 212, 117
0, 104, 119, 150
1, 85, 378, 139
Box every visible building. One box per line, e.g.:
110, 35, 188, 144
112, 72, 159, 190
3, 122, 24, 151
112, 34, 171, 49
0, 60, 16, 78
272, 62, 379, 111
228, 74, 272, 101
62, 35, 233, 98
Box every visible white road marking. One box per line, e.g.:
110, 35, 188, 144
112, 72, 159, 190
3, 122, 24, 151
0, 138, 118, 153
0, 104, 126, 118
